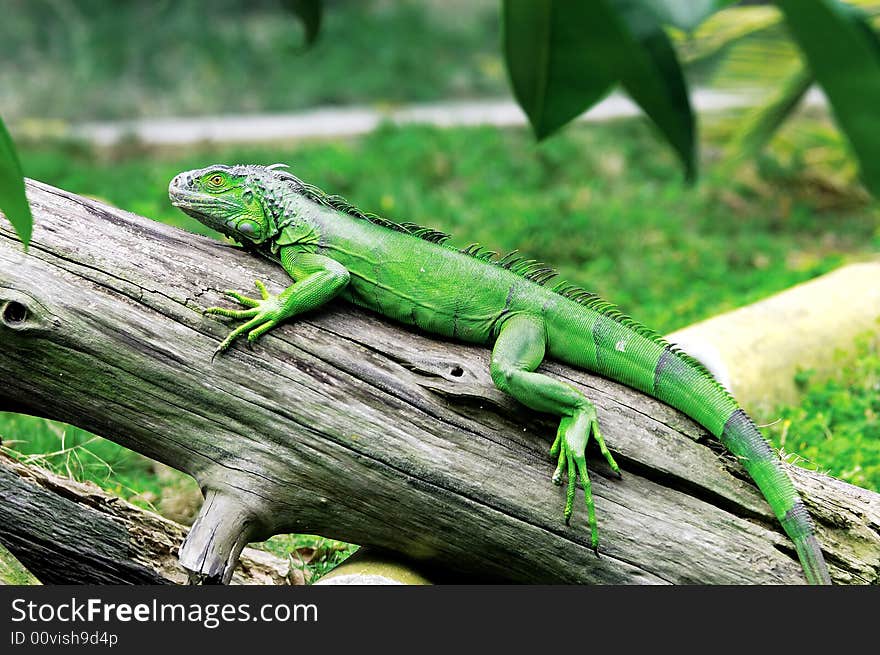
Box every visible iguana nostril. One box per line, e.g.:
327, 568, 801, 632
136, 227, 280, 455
2, 301, 27, 325
171, 174, 188, 189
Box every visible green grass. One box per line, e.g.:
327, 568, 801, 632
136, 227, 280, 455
255, 534, 358, 584
4, 116, 879, 580
0, 0, 503, 123
765, 330, 880, 492
0, 413, 167, 504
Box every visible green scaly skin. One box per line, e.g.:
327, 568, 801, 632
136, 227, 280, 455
168, 163, 831, 584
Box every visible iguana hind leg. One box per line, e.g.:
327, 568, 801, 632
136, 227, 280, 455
490, 313, 620, 552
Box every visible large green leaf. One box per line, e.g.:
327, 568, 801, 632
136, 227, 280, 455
502, 0, 694, 177
648, 0, 737, 32
502, 0, 616, 140
776, 0, 880, 194
0, 116, 31, 248
281, 0, 322, 47
611, 0, 696, 178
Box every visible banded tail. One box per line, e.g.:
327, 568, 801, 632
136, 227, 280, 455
720, 409, 830, 584
650, 343, 831, 584
554, 306, 832, 584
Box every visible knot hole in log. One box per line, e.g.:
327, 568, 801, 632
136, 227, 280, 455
0, 289, 54, 334
2, 300, 27, 326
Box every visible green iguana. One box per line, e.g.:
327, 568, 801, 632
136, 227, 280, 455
169, 163, 831, 585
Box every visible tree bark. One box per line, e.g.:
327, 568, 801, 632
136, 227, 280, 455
0, 179, 877, 584
0, 452, 292, 585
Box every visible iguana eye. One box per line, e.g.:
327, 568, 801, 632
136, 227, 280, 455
209, 174, 224, 186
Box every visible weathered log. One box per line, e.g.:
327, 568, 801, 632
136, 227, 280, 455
0, 179, 877, 584
0, 452, 293, 585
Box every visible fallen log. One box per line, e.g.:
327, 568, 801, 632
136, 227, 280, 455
0, 179, 877, 584
0, 452, 293, 585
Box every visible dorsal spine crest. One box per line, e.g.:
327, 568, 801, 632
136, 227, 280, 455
267, 168, 734, 397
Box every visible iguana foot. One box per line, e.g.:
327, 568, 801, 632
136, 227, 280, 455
549, 405, 620, 554
204, 280, 286, 357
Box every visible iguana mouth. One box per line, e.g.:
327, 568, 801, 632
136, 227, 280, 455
168, 176, 238, 217
168, 190, 221, 212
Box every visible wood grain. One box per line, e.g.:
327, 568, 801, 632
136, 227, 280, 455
0, 452, 292, 585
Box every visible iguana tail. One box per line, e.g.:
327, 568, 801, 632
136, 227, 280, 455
718, 408, 831, 585
550, 308, 831, 584
647, 345, 831, 584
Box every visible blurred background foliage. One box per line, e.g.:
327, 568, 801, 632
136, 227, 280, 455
0, 0, 878, 579
0, 0, 505, 121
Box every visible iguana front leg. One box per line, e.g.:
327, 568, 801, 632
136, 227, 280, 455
490, 313, 620, 552
204, 248, 350, 357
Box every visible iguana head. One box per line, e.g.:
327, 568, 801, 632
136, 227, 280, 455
169, 164, 289, 244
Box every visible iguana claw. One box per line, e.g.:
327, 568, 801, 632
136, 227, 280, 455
204, 280, 283, 357
550, 408, 620, 552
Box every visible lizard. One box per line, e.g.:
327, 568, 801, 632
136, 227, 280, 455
168, 163, 832, 585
